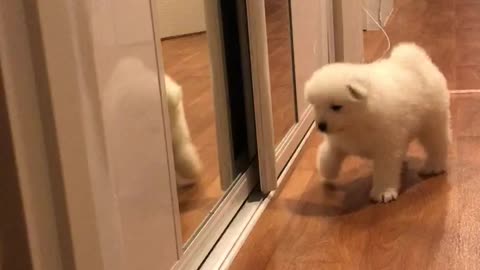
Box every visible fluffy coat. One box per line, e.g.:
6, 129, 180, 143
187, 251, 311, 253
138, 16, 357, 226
305, 43, 450, 203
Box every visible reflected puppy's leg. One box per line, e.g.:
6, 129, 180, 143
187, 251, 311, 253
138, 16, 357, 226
165, 75, 203, 186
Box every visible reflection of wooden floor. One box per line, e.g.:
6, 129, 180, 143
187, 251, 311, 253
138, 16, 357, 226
162, 3, 298, 242
162, 34, 223, 243
231, 93, 480, 269
364, 0, 480, 90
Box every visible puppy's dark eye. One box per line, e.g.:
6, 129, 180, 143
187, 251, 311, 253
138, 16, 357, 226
330, 104, 343, 112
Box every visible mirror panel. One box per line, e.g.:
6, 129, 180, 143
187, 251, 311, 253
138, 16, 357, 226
160, 33, 223, 241
157, 1, 224, 243
264, 0, 298, 146
156, 0, 257, 245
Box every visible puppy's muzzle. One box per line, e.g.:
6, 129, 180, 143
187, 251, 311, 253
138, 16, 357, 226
317, 122, 328, 133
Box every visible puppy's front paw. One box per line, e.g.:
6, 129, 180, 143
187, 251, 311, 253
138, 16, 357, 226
370, 187, 398, 203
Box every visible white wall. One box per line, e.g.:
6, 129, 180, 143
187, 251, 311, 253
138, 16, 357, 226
333, 0, 364, 62
291, 0, 332, 117
380, 0, 394, 25
156, 0, 206, 38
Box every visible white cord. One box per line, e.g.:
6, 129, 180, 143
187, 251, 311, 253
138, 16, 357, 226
362, 6, 391, 59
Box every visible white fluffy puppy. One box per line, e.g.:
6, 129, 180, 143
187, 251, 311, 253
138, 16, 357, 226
304, 43, 450, 203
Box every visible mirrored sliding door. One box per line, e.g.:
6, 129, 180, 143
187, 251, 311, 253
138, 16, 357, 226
156, 4, 227, 243
15, 0, 335, 268
151, 0, 258, 267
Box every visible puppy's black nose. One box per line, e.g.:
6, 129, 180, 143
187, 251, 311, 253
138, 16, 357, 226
317, 122, 327, 132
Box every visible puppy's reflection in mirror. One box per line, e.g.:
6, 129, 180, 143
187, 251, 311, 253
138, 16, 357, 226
164, 75, 203, 187
103, 57, 202, 189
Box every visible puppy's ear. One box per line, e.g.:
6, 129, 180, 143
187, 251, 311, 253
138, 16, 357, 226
347, 81, 368, 101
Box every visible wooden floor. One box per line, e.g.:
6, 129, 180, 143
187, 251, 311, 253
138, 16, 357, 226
163, 0, 480, 245
232, 1, 480, 268
364, 0, 480, 90
231, 93, 480, 269
162, 0, 295, 242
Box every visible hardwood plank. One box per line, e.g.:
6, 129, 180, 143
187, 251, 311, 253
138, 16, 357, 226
363, 0, 480, 90
231, 94, 480, 269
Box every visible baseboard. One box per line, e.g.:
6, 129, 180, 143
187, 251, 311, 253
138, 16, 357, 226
450, 89, 480, 94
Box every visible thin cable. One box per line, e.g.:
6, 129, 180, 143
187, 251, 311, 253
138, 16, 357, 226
362, 6, 391, 59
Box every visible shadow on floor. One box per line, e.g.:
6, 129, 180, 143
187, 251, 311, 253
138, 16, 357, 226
283, 157, 451, 217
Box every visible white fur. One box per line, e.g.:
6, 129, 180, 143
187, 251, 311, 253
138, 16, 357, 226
305, 43, 450, 203
164, 74, 202, 186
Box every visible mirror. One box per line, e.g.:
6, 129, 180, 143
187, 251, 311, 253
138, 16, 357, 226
265, 0, 298, 146
156, 1, 225, 243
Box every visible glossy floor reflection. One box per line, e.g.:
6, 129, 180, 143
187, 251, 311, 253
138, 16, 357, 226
231, 93, 480, 269
162, 34, 223, 242
364, 0, 480, 90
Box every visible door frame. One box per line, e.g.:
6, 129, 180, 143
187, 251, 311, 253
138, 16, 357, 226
0, 1, 64, 269
246, 0, 334, 192
332, 0, 364, 62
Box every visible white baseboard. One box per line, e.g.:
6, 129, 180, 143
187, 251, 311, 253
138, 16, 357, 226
450, 89, 480, 94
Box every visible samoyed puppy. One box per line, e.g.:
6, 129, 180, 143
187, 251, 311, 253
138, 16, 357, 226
304, 43, 450, 203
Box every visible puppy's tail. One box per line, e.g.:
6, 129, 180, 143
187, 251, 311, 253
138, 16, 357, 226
389, 42, 432, 69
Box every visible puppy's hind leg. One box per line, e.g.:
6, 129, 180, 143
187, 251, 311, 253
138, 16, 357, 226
418, 114, 450, 176
317, 141, 346, 186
